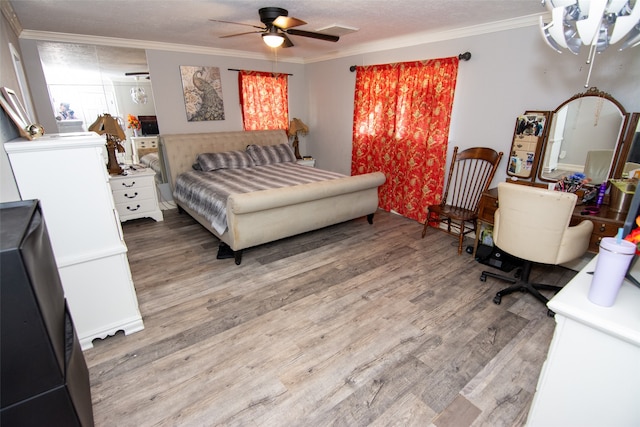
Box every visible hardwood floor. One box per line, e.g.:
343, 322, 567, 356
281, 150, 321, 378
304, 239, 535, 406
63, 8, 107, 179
84, 209, 575, 426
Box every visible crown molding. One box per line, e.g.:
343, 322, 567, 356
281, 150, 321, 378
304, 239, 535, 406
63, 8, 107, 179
18, 30, 306, 64
1, 0, 22, 37
304, 13, 548, 63
18, 12, 548, 65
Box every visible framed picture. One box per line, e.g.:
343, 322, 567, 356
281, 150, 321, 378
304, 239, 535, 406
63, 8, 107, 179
0, 87, 32, 139
179, 66, 225, 122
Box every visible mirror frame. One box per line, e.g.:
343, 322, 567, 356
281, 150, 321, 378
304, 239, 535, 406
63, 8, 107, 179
506, 110, 550, 180
537, 87, 630, 184
613, 112, 640, 179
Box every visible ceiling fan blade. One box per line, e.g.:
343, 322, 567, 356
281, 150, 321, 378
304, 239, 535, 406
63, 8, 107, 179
282, 32, 294, 48
273, 15, 306, 29
209, 19, 264, 30
220, 31, 262, 39
285, 29, 339, 42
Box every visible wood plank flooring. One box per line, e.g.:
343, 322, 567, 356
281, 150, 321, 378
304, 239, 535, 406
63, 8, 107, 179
84, 209, 576, 426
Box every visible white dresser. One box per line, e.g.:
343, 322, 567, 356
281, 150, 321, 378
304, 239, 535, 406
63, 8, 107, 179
526, 256, 640, 426
5, 132, 144, 350
110, 168, 163, 222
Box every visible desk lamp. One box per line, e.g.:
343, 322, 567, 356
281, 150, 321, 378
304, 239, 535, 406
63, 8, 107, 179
288, 118, 308, 159
89, 113, 126, 175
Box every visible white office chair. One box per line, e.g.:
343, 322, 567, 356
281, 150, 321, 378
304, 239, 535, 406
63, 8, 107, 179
480, 182, 593, 315
584, 149, 614, 185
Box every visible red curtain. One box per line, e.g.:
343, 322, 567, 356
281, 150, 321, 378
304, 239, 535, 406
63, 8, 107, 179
351, 57, 459, 223
238, 71, 289, 131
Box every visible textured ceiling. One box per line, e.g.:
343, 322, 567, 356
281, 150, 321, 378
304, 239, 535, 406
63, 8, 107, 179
10, 0, 546, 60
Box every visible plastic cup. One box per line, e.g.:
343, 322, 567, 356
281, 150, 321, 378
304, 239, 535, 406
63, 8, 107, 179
588, 237, 636, 307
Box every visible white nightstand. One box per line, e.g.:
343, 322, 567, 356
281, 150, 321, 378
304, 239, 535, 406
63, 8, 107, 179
109, 168, 163, 222
297, 158, 316, 167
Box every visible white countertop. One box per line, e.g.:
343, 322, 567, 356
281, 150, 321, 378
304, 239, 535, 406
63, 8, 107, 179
548, 255, 640, 347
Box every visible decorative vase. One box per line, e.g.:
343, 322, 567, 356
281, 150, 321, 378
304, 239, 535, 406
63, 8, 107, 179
133, 128, 139, 137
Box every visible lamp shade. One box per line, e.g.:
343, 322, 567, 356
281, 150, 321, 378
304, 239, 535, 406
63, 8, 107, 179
88, 114, 126, 140
288, 118, 309, 137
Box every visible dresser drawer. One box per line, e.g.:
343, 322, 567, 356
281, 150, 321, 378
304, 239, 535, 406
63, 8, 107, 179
114, 198, 158, 217
111, 186, 156, 205
109, 174, 154, 192
571, 216, 620, 253
478, 193, 498, 223
109, 168, 163, 222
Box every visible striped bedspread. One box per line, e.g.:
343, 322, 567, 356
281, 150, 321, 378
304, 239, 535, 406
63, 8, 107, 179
174, 162, 345, 234
140, 152, 161, 175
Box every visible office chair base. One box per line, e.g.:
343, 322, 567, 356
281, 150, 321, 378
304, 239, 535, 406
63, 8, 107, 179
480, 266, 560, 317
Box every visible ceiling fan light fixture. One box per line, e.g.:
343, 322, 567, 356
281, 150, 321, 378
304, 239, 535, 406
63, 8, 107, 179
262, 32, 285, 48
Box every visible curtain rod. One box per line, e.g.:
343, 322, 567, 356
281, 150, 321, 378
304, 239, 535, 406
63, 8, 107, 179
348, 51, 472, 72
228, 68, 293, 76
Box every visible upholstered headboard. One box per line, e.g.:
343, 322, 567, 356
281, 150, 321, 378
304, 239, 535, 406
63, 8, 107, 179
159, 129, 288, 191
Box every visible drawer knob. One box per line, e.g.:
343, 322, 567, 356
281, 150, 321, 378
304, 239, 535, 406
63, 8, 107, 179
599, 224, 606, 232
122, 181, 136, 188
126, 204, 141, 212
124, 192, 138, 199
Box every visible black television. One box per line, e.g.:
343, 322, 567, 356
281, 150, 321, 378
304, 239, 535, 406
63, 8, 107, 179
138, 115, 158, 135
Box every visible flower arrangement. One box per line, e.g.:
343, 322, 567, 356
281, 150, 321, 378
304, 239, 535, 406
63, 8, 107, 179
127, 114, 140, 130
624, 215, 640, 255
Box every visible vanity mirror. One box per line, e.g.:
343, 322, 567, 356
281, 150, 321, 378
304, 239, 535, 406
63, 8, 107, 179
615, 113, 640, 178
538, 87, 629, 185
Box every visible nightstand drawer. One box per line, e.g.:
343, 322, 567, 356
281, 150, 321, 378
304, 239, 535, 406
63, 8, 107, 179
109, 168, 163, 222
114, 198, 158, 217
109, 174, 154, 192
478, 192, 498, 223
111, 186, 156, 204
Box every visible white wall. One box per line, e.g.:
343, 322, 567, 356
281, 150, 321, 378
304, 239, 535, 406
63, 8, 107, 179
306, 25, 640, 182
1, 12, 24, 202
5, 23, 640, 202
145, 50, 308, 139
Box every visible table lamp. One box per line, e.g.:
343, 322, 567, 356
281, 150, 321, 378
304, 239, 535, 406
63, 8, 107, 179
288, 118, 308, 160
89, 114, 126, 175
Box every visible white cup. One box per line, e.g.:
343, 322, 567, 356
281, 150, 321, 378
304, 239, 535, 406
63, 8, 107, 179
588, 237, 636, 307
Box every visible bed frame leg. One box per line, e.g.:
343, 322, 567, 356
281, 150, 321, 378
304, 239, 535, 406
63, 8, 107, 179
217, 243, 243, 265
367, 213, 374, 224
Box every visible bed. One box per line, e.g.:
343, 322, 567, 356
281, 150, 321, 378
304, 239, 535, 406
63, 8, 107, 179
160, 129, 386, 265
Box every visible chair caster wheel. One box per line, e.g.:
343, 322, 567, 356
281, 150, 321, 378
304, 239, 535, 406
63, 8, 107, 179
493, 295, 501, 305
480, 274, 487, 282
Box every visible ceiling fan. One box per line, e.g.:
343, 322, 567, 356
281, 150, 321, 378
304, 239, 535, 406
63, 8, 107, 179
210, 7, 339, 48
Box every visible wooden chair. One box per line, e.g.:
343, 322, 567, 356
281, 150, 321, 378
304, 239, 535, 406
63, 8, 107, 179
422, 146, 503, 254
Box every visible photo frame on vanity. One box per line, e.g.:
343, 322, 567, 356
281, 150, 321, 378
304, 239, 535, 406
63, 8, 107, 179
0, 87, 33, 140
506, 110, 549, 180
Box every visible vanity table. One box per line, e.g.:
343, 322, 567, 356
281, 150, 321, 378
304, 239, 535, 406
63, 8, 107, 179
474, 186, 625, 256
525, 256, 640, 426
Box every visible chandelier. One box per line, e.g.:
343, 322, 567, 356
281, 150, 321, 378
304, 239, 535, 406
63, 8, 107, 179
540, 0, 640, 86
130, 76, 148, 104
